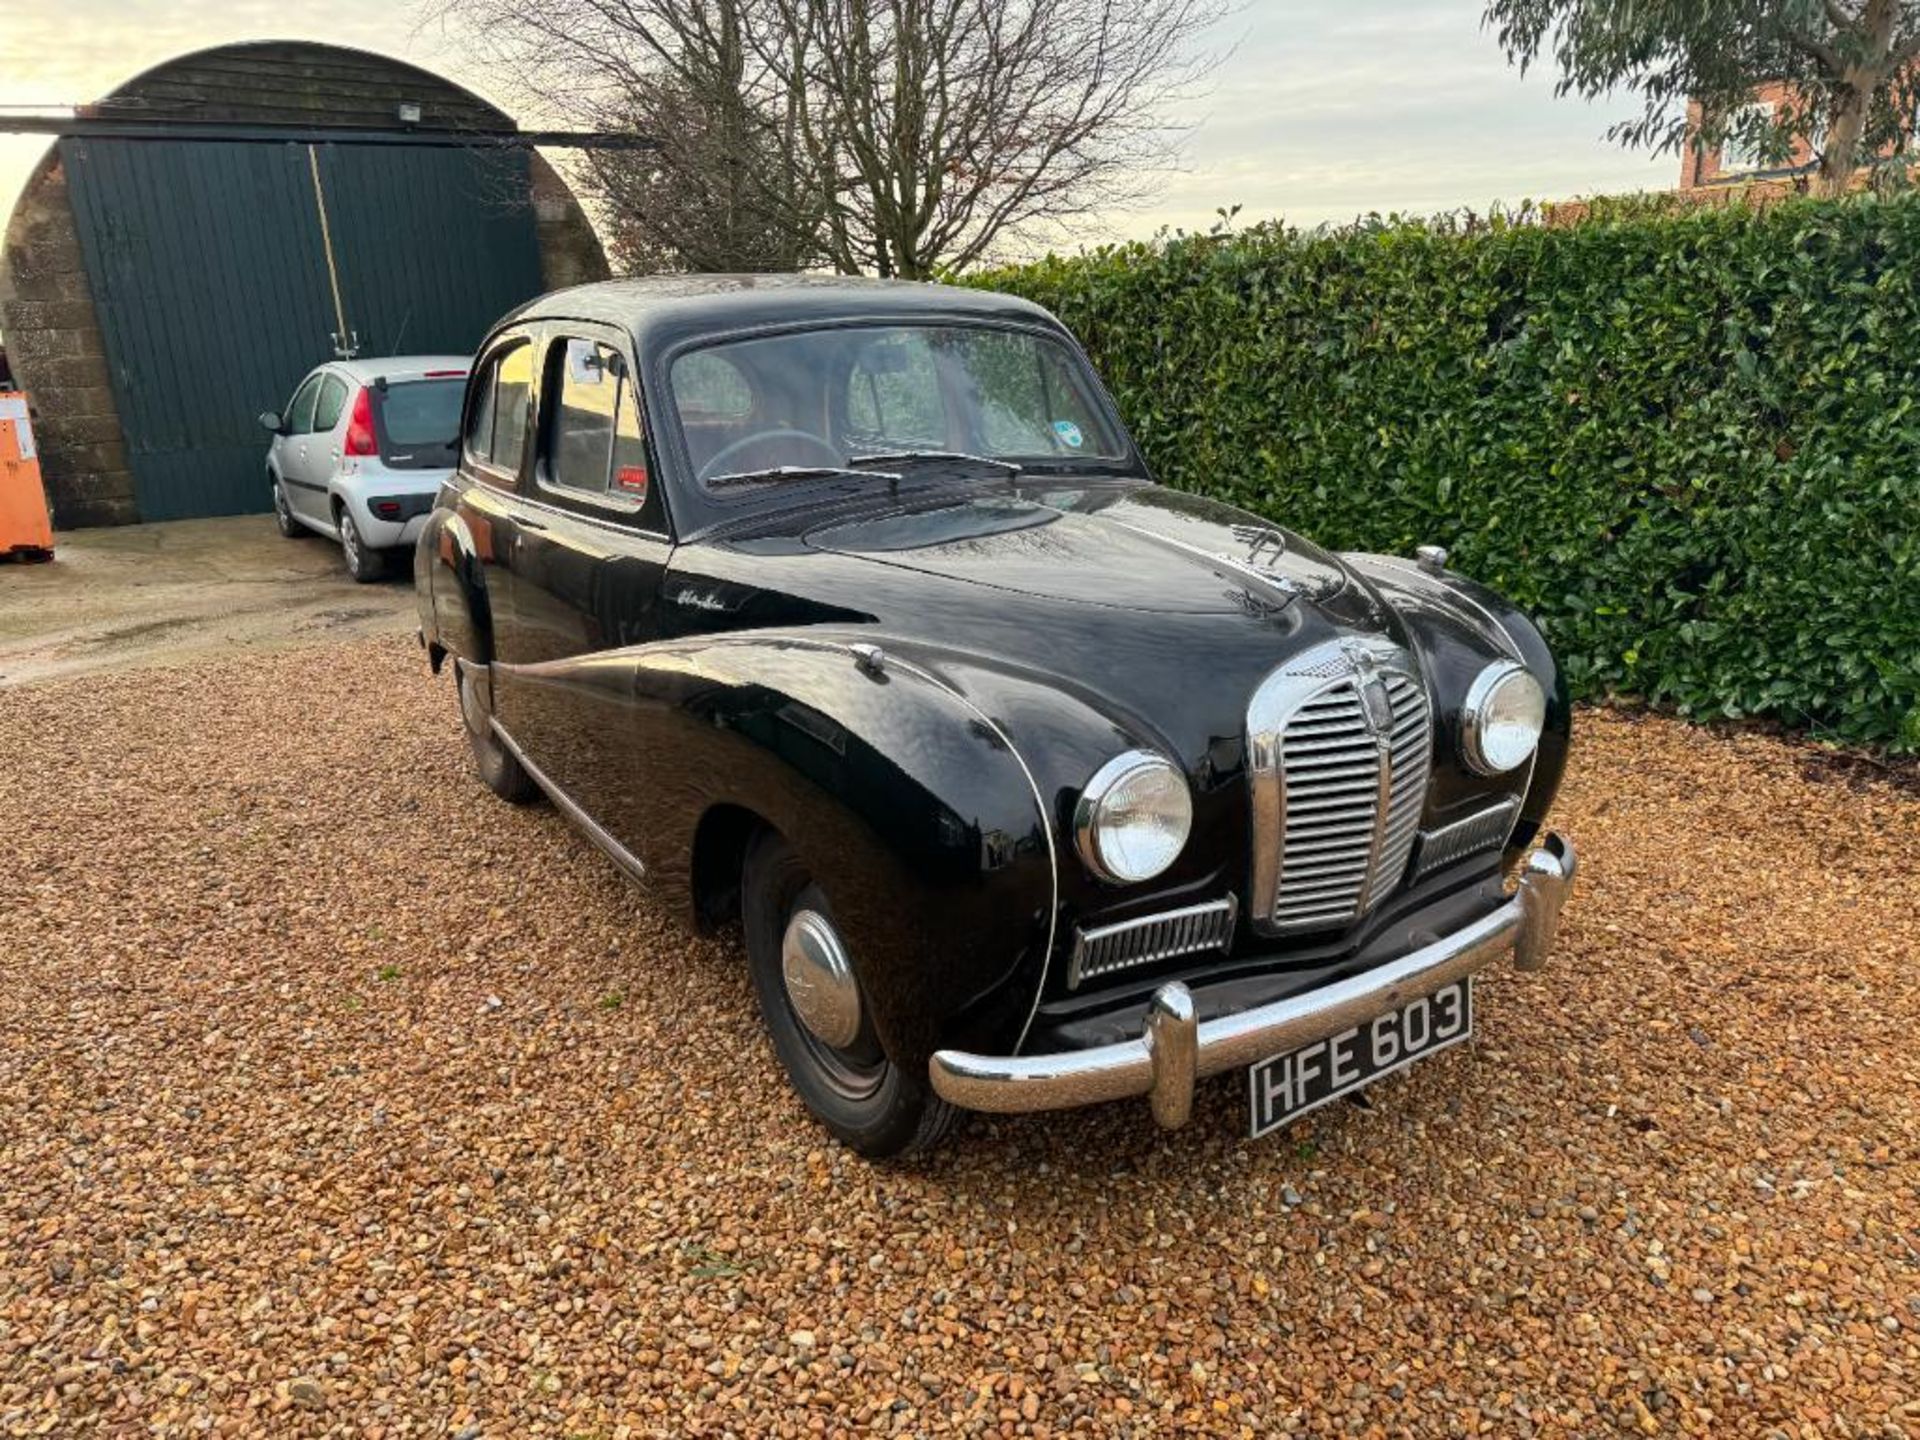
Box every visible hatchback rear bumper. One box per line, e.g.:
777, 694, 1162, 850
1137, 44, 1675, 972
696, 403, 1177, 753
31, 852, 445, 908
928, 832, 1575, 1126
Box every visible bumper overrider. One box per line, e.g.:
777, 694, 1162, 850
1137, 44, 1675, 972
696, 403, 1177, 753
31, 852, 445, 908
929, 831, 1576, 1127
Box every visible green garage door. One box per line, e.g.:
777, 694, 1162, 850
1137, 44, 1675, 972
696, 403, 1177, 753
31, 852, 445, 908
61, 137, 545, 521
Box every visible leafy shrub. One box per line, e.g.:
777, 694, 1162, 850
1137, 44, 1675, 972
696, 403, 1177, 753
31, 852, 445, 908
970, 198, 1920, 751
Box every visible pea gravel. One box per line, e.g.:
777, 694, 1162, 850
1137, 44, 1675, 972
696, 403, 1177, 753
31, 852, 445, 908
2, 635, 1916, 1439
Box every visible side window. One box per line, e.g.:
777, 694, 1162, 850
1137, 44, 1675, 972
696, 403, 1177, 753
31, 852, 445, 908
466, 361, 499, 463
612, 377, 650, 506
492, 345, 532, 474
845, 333, 945, 447
546, 338, 620, 493
313, 374, 349, 433
288, 376, 323, 435
539, 335, 664, 529
465, 341, 530, 477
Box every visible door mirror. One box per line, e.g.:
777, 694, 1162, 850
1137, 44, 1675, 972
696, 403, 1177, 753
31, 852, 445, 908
258, 410, 285, 435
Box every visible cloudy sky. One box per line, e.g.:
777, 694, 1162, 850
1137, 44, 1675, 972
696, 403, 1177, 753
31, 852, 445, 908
1, 0, 1674, 255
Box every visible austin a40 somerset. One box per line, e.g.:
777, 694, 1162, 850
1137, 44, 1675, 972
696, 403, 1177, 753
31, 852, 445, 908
415, 276, 1576, 1156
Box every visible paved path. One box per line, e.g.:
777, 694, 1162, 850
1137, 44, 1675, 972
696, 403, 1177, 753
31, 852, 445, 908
0, 515, 413, 687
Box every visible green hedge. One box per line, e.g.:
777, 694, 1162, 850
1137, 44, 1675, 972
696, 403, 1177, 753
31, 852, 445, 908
970, 199, 1920, 752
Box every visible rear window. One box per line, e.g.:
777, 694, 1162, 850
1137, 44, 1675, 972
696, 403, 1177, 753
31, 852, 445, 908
380, 378, 465, 447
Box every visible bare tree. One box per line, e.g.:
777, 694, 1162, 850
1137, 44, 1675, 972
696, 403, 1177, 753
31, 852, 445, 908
423, 0, 1222, 276
422, 0, 825, 272
586, 73, 823, 273
761, 0, 1223, 277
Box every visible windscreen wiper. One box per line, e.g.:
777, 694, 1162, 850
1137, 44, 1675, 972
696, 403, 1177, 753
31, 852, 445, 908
848, 450, 1024, 475
707, 463, 903, 491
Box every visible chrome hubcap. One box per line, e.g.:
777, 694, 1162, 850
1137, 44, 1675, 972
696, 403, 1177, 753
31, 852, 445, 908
781, 909, 862, 1048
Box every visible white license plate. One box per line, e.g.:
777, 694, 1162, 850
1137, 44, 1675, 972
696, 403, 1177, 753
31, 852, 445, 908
1246, 979, 1473, 1138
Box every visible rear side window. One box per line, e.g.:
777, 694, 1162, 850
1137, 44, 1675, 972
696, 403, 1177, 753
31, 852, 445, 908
314, 374, 349, 432
287, 375, 323, 434
466, 342, 532, 477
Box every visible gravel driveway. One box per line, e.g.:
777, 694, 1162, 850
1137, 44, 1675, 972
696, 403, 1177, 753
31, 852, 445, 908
2, 636, 1915, 1438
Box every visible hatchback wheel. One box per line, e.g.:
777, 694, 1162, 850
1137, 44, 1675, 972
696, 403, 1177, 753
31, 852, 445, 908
742, 829, 957, 1158
271, 477, 303, 538
338, 507, 389, 583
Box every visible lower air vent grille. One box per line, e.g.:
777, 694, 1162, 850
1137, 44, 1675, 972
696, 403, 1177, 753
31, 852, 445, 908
1068, 897, 1238, 989
1413, 797, 1521, 879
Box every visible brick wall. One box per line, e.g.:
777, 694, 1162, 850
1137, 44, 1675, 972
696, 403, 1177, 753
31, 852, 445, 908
0, 151, 139, 527
530, 152, 611, 292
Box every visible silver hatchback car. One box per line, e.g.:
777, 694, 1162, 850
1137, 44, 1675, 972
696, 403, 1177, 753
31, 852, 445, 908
260, 356, 470, 581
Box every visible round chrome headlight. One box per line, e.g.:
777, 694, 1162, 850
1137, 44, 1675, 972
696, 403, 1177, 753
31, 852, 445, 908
1074, 750, 1193, 884
1461, 662, 1546, 775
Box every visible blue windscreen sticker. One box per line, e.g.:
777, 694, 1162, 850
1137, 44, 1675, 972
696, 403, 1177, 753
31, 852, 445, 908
1052, 419, 1085, 449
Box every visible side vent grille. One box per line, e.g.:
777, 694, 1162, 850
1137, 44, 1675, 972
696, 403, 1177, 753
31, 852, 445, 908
1069, 898, 1237, 989
1413, 797, 1521, 879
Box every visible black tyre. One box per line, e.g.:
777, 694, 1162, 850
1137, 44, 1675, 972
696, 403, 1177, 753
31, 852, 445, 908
271, 476, 304, 538
741, 829, 957, 1158
338, 506, 394, 583
457, 662, 539, 804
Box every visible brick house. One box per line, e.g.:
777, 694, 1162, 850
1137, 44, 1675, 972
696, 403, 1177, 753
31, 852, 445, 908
1679, 83, 1823, 191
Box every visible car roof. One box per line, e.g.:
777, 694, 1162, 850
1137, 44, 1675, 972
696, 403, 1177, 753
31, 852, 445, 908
326, 355, 472, 384
498, 274, 1065, 354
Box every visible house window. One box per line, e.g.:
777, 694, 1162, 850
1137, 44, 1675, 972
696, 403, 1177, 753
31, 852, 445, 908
1720, 101, 1779, 173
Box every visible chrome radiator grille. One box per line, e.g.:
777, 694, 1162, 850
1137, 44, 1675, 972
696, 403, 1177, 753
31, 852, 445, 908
1247, 640, 1433, 935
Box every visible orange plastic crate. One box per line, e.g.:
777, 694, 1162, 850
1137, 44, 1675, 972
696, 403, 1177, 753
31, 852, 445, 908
0, 392, 54, 560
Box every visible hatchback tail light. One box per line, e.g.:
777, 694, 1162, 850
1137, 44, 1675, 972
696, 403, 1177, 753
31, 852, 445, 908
345, 388, 378, 456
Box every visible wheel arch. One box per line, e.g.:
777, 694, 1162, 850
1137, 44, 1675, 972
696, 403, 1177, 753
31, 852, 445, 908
416, 506, 494, 666
689, 801, 765, 935
517, 632, 1060, 1069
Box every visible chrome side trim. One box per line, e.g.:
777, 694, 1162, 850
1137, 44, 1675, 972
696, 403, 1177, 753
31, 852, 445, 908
929, 832, 1575, 1121
490, 719, 648, 884
1068, 896, 1238, 989
1414, 797, 1523, 879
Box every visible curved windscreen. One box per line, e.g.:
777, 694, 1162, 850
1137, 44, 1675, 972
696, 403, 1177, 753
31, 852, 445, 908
667, 324, 1127, 492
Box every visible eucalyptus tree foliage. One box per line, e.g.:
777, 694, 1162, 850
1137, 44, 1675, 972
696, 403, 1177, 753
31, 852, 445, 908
1485, 0, 1920, 194
428, 0, 1221, 278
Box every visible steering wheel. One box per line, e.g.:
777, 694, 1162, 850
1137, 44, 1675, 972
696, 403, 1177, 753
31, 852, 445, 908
699, 429, 843, 482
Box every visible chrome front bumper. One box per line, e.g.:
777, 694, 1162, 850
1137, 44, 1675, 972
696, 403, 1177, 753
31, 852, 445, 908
928, 831, 1576, 1127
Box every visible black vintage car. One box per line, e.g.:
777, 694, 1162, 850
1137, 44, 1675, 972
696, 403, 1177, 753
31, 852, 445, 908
415, 275, 1575, 1157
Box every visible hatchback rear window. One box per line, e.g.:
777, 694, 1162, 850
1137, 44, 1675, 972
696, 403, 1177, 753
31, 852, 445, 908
380, 379, 466, 447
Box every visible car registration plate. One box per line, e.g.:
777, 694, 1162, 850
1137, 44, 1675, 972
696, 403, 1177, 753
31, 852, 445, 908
1247, 979, 1473, 1138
